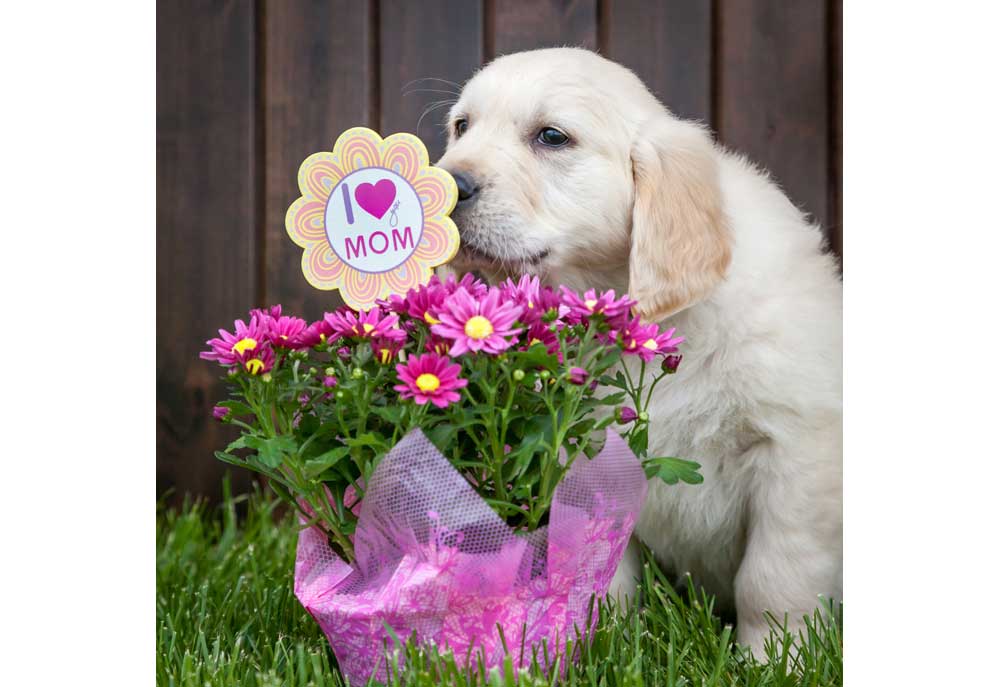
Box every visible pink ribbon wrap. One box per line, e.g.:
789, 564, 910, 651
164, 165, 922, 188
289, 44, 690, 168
294, 429, 647, 683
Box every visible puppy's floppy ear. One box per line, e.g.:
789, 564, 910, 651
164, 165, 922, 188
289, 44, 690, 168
628, 117, 731, 321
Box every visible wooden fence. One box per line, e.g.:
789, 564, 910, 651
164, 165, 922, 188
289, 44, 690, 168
157, 0, 842, 498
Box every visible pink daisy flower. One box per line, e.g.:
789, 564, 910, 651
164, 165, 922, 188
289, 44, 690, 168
502, 275, 568, 324
394, 353, 468, 408
621, 317, 685, 362
201, 316, 268, 367
235, 340, 275, 375
559, 287, 635, 323
441, 272, 488, 298
324, 307, 406, 343
424, 332, 453, 356
402, 281, 448, 325
520, 321, 561, 357
293, 317, 337, 348
431, 288, 523, 355
250, 304, 283, 321
372, 336, 403, 364
267, 315, 308, 348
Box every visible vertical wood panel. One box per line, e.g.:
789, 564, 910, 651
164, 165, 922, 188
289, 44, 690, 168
379, 0, 483, 162
829, 0, 842, 260
493, 0, 597, 55
156, 0, 257, 499
263, 0, 373, 319
604, 0, 712, 123
717, 0, 830, 235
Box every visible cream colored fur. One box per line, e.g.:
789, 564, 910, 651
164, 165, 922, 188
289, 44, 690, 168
437, 47, 842, 657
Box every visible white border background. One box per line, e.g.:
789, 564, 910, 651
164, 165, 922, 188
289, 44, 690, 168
2, 2, 999, 684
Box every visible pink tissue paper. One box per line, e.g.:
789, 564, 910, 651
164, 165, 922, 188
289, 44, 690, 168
294, 428, 647, 683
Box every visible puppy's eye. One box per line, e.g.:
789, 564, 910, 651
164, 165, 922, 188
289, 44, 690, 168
455, 118, 469, 137
537, 127, 569, 147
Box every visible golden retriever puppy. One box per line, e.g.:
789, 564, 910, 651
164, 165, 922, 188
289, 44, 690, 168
437, 47, 842, 657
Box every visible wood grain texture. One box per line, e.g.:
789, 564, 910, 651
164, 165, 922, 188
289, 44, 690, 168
716, 0, 830, 235
603, 0, 712, 123
492, 0, 597, 55
263, 0, 373, 320
379, 0, 483, 162
829, 0, 842, 261
156, 1, 842, 498
156, 0, 257, 500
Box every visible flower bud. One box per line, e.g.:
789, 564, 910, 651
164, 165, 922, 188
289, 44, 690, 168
325, 367, 336, 376
261, 373, 272, 383
638, 411, 649, 422
351, 367, 364, 379
212, 405, 230, 422
513, 369, 525, 381
616, 406, 638, 424
323, 375, 337, 388
335, 390, 345, 400
662, 354, 682, 374
539, 370, 551, 380
568, 367, 589, 386
309, 367, 318, 375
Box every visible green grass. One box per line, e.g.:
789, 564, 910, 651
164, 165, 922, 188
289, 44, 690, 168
157, 487, 842, 686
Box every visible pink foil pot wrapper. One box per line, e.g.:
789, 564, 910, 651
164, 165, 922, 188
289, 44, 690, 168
294, 428, 647, 684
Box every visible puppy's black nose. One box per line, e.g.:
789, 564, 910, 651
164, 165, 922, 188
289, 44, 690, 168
452, 172, 479, 202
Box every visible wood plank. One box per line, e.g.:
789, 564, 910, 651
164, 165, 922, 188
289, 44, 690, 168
263, 0, 374, 319
157, 0, 256, 500
717, 0, 830, 234
603, 0, 712, 123
829, 0, 842, 261
379, 0, 483, 162
493, 0, 597, 56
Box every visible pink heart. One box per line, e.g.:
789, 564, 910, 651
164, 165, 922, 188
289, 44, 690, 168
354, 179, 396, 220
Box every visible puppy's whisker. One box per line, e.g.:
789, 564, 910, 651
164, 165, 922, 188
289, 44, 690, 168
416, 100, 457, 131
402, 89, 462, 99
402, 77, 462, 91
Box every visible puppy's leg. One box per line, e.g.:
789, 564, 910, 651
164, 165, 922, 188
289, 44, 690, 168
608, 536, 643, 607
734, 430, 842, 658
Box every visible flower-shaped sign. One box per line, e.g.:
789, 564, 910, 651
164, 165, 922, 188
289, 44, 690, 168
286, 127, 459, 310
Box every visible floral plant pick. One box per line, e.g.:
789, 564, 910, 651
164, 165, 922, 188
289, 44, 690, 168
285, 127, 460, 310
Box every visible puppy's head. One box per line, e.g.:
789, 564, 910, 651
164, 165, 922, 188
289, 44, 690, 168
438, 48, 731, 320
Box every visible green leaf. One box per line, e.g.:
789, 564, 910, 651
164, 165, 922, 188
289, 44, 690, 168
213, 450, 243, 467
342, 432, 388, 452
425, 423, 458, 453
596, 391, 627, 406
643, 456, 704, 486
303, 446, 351, 478
218, 400, 254, 417
224, 435, 250, 454
510, 344, 559, 372
245, 435, 297, 469
371, 405, 404, 424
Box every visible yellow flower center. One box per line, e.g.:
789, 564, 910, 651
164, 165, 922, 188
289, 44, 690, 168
643, 338, 658, 350
280, 334, 288, 340
244, 358, 264, 374
415, 373, 441, 392
362, 323, 375, 334
232, 337, 258, 354
529, 338, 543, 347
527, 300, 535, 309
424, 312, 441, 325
464, 315, 494, 340
379, 348, 393, 364
584, 298, 598, 310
